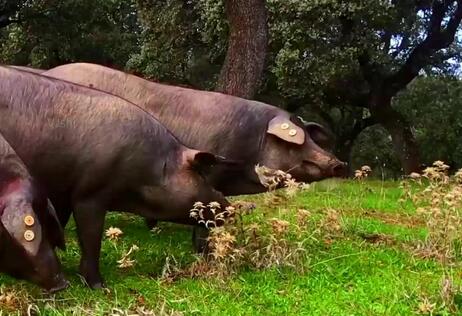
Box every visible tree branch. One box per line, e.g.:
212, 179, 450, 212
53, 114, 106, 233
391, 34, 411, 58
385, 0, 462, 96
338, 116, 377, 147
358, 52, 376, 84
339, 15, 355, 43
428, 0, 450, 37
382, 31, 392, 53
351, 116, 376, 140
323, 75, 370, 109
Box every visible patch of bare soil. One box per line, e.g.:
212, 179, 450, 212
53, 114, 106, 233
358, 232, 396, 245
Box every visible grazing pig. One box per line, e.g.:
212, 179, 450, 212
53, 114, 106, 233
0, 66, 234, 289
0, 134, 68, 292
44, 63, 347, 196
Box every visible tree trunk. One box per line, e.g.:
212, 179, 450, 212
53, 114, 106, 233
216, 0, 268, 99
371, 102, 421, 174
333, 115, 377, 176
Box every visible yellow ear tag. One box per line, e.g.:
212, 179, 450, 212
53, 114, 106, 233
280, 123, 289, 130
24, 215, 35, 227
24, 230, 35, 242
288, 129, 297, 136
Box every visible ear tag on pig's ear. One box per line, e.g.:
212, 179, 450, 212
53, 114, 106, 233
24, 230, 35, 241
267, 116, 305, 145
24, 215, 35, 227
1, 207, 42, 255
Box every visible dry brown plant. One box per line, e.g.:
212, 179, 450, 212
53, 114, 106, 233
404, 161, 462, 313
409, 162, 462, 263
354, 165, 372, 180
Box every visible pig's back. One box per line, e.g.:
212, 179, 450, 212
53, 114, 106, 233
0, 66, 180, 196
45, 63, 278, 159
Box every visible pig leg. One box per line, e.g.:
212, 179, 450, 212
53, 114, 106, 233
73, 200, 106, 289
192, 226, 211, 254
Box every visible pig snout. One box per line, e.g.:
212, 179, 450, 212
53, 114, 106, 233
33, 242, 69, 293
327, 160, 348, 178
44, 273, 69, 293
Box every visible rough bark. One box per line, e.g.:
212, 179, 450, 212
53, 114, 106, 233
216, 0, 268, 99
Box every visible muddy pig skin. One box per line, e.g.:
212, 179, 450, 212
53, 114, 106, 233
44, 62, 347, 197
0, 133, 68, 292
0, 66, 234, 289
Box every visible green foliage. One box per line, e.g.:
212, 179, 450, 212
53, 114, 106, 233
351, 126, 402, 179
264, 0, 448, 100
0, 0, 140, 68
397, 76, 462, 169
266, 0, 360, 100
127, 0, 227, 89
351, 75, 462, 176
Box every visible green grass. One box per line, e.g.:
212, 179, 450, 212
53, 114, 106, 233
1, 179, 461, 315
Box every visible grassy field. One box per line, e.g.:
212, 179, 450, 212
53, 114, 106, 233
0, 179, 461, 315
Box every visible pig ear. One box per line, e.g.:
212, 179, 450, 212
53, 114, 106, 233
193, 152, 221, 167
194, 152, 241, 166
305, 122, 333, 149
0, 203, 42, 256
267, 116, 305, 145
189, 152, 242, 174
43, 200, 65, 250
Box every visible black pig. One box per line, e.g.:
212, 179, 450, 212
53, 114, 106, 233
0, 133, 67, 292
0, 66, 234, 289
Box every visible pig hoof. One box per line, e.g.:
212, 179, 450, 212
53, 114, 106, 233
78, 273, 106, 290
85, 278, 106, 290
90, 281, 106, 290
145, 218, 158, 230
46, 280, 70, 294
